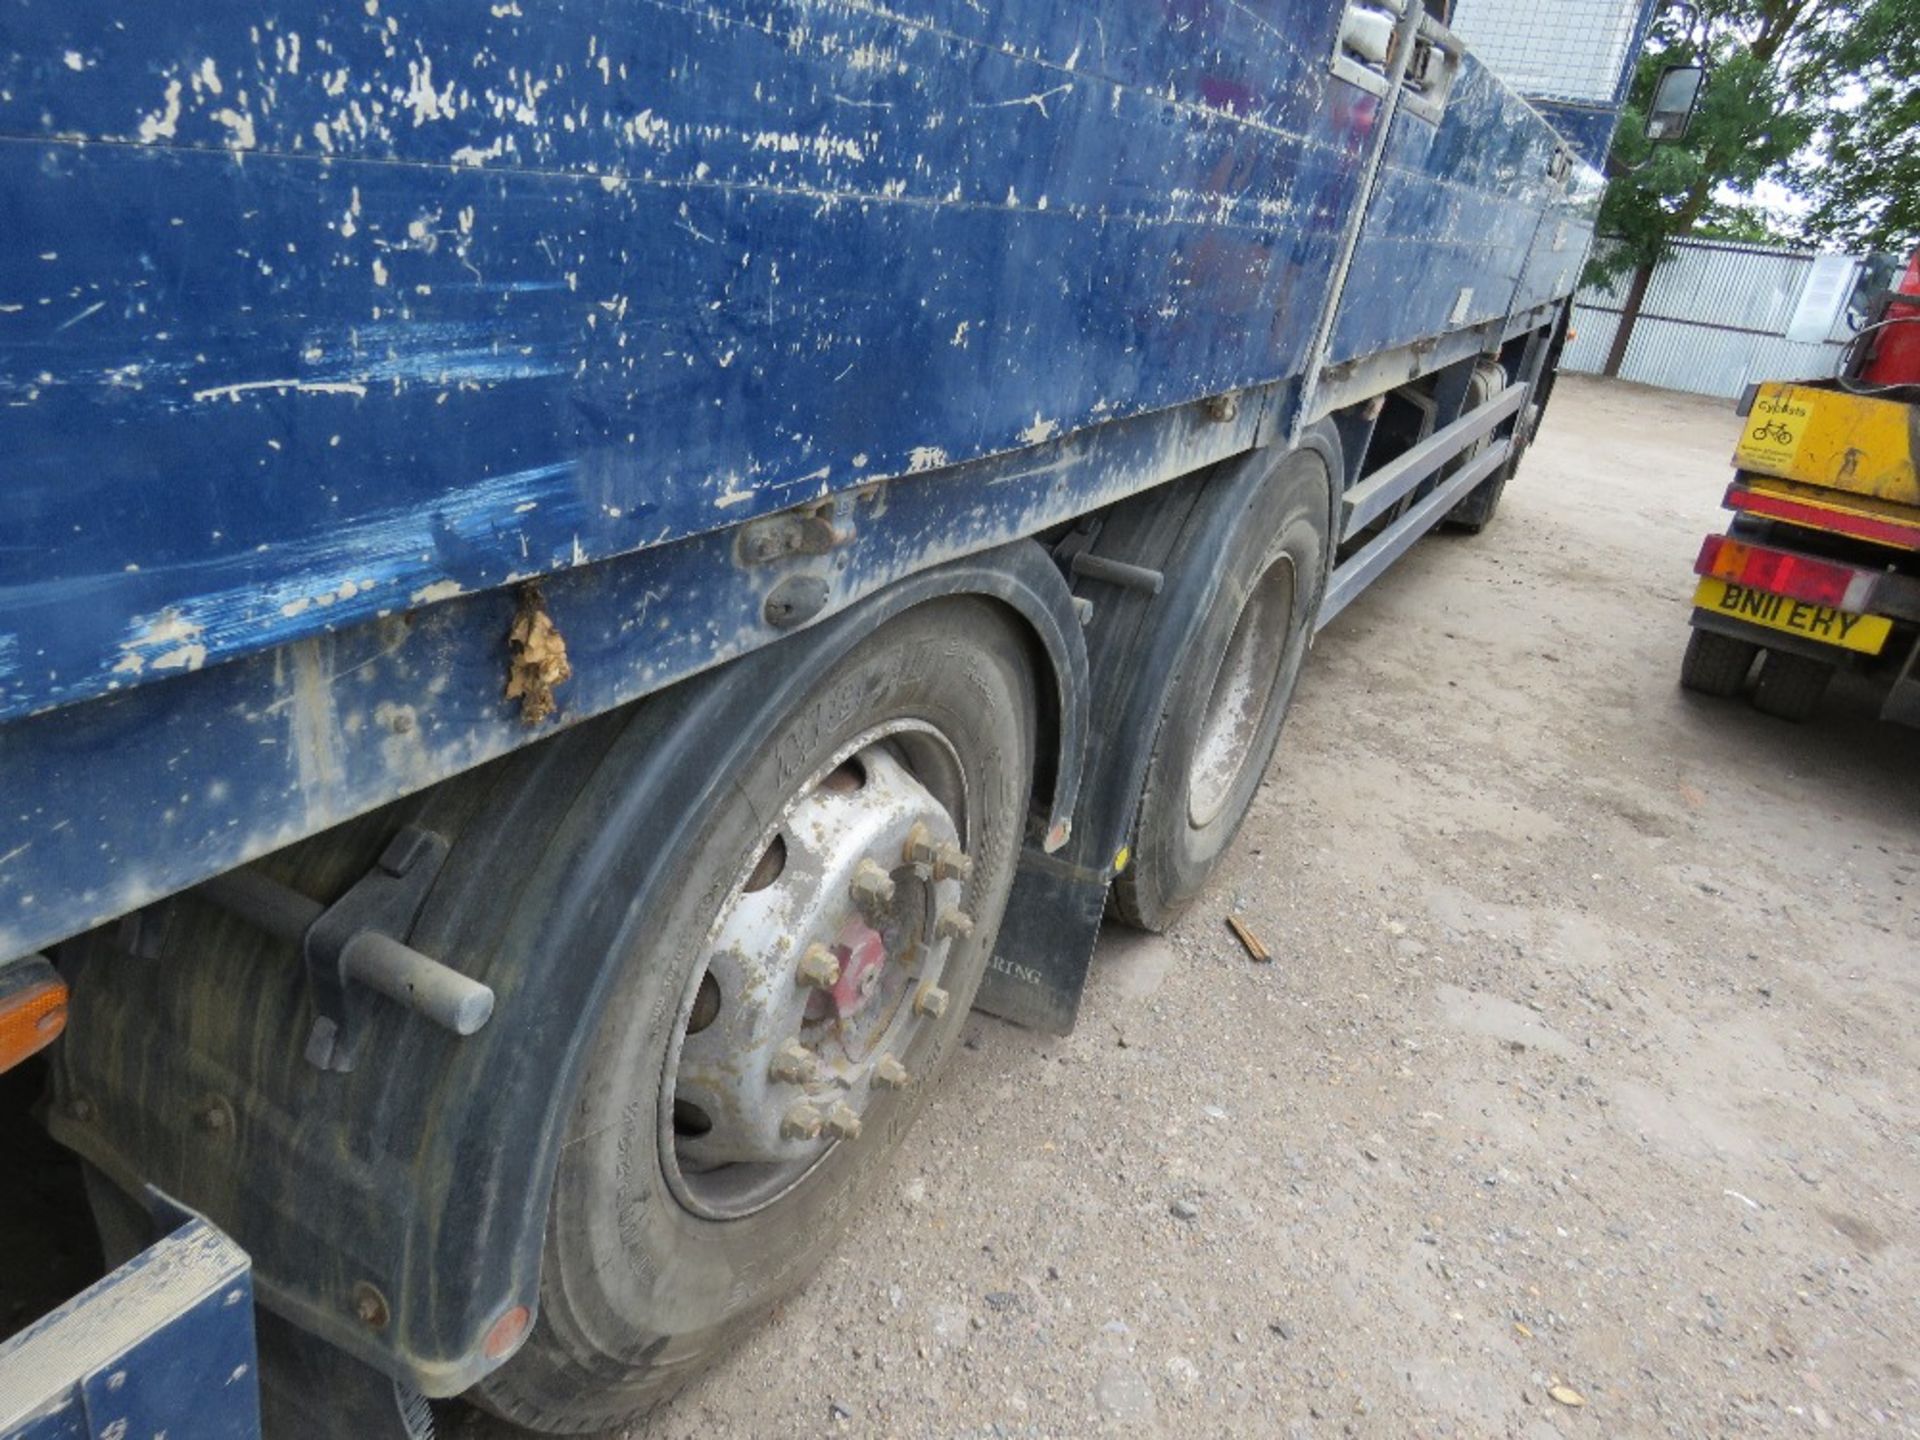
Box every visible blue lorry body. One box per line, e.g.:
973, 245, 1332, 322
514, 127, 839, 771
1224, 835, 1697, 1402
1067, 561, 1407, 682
0, 1, 1654, 1427
0, 0, 1621, 965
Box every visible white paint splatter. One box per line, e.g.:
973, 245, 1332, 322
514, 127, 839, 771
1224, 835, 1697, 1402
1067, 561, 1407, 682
713, 476, 755, 509
402, 56, 455, 125
908, 446, 948, 472
1017, 414, 1059, 445
192, 379, 370, 402
748, 129, 865, 164
152, 644, 209, 672
409, 579, 465, 605
451, 137, 507, 167
213, 107, 257, 151
136, 80, 183, 143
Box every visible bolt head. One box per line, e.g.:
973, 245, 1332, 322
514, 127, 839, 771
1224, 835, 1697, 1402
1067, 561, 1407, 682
824, 1102, 863, 1140
873, 1054, 910, 1090
913, 983, 950, 1019
936, 907, 975, 941
903, 821, 939, 870
933, 844, 974, 882
850, 858, 896, 911
780, 1101, 825, 1142
796, 943, 841, 989
770, 1039, 818, 1085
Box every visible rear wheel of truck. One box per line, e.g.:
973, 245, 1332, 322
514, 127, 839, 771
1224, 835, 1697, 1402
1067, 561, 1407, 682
1442, 361, 1513, 535
1110, 443, 1332, 934
473, 597, 1036, 1434
1750, 649, 1833, 722
1679, 628, 1759, 698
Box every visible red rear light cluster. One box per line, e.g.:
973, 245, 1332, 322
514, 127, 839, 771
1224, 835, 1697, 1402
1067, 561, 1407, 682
1694, 534, 1873, 611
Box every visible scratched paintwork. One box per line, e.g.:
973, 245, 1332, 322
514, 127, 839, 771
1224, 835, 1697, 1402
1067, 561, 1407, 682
0, 1215, 259, 1440
1324, 53, 1593, 367
0, 391, 1258, 965
1529, 98, 1626, 169
0, 0, 1640, 964
0, 0, 1374, 721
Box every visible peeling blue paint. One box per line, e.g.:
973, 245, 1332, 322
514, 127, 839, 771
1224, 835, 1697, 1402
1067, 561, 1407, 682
1, 0, 1650, 966
1, 0, 1382, 720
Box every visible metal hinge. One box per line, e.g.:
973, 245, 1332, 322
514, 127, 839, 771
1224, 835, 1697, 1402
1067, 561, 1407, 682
197, 826, 494, 1073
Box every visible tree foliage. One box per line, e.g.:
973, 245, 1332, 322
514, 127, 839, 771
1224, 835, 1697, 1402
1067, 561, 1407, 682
1589, 0, 1920, 286
1794, 0, 1920, 250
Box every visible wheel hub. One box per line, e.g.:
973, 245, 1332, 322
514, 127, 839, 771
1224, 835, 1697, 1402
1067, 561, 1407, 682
818, 916, 888, 1022
661, 727, 972, 1218
1188, 554, 1296, 830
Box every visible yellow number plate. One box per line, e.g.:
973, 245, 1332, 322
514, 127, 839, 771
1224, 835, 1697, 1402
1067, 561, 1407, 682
1693, 577, 1892, 655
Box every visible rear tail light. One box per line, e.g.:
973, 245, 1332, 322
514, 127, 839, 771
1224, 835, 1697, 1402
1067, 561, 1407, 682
1694, 534, 1874, 612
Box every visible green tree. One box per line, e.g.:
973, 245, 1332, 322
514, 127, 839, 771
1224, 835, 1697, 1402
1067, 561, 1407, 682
1587, 0, 1920, 287
1793, 0, 1920, 251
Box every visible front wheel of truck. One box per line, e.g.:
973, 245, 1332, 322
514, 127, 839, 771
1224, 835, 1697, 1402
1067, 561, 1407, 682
473, 597, 1036, 1434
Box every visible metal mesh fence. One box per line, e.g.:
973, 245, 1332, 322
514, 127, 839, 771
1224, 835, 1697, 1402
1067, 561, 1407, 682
1448, 0, 1646, 104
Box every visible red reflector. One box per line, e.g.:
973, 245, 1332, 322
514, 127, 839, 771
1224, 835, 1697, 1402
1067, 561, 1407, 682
1693, 534, 1859, 610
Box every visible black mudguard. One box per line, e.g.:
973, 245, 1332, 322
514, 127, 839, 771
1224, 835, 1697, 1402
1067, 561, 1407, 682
977, 425, 1341, 1034
46, 541, 1086, 1400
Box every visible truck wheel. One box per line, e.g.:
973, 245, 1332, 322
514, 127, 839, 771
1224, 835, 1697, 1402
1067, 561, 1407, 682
1110, 444, 1332, 933
1442, 361, 1512, 534
1679, 628, 1758, 697
473, 597, 1035, 1433
1750, 650, 1832, 721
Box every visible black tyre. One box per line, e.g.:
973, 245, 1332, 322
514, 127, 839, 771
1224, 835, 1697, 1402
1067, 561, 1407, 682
474, 597, 1036, 1433
1443, 361, 1512, 534
1110, 444, 1333, 932
1679, 627, 1758, 698
1750, 649, 1832, 722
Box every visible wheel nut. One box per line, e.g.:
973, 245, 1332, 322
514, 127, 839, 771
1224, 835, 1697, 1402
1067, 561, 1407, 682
913, 983, 950, 1019
780, 1101, 824, 1141
770, 1040, 817, 1085
933, 844, 974, 882
873, 1054, 910, 1090
796, 943, 841, 989
825, 1102, 863, 1140
935, 907, 974, 941
850, 858, 896, 911
903, 821, 938, 870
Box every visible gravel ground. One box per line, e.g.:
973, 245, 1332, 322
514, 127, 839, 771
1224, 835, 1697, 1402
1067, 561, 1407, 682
463, 375, 1920, 1438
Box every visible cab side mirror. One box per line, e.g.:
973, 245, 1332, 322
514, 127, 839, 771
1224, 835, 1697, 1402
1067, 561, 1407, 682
1645, 63, 1705, 142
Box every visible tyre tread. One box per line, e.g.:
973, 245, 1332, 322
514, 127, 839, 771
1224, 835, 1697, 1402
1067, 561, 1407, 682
1750, 649, 1832, 721
1679, 628, 1758, 698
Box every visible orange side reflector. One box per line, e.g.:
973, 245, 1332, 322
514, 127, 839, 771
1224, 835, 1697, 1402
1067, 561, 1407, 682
0, 959, 68, 1073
